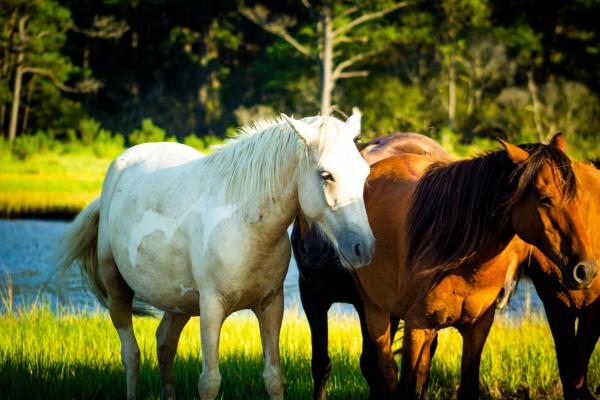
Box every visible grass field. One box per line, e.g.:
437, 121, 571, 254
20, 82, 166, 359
0, 305, 598, 399
1, 133, 598, 219
0, 138, 221, 218
0, 151, 110, 218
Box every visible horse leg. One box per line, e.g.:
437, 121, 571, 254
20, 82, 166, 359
363, 300, 397, 398
304, 302, 331, 400
100, 258, 140, 400
156, 311, 191, 400
359, 308, 398, 399
457, 306, 495, 400
198, 295, 226, 400
358, 305, 379, 399
545, 304, 577, 399
399, 322, 437, 400
255, 289, 285, 400
421, 336, 438, 400
573, 307, 600, 400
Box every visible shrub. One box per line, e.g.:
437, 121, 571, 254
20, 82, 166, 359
129, 119, 166, 145
11, 131, 60, 160
78, 118, 102, 145
184, 134, 225, 153
92, 131, 125, 158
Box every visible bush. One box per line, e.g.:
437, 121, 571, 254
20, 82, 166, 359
342, 77, 442, 137
92, 130, 125, 158
78, 118, 102, 145
11, 131, 60, 160
184, 134, 225, 153
129, 118, 166, 145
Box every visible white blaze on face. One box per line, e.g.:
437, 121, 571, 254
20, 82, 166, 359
292, 111, 374, 264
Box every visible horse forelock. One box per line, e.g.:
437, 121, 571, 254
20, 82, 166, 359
406, 143, 576, 281
508, 144, 577, 208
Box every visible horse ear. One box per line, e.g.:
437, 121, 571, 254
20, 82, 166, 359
549, 132, 567, 153
345, 107, 362, 139
498, 138, 530, 164
281, 114, 317, 143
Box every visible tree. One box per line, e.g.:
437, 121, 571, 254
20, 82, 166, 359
241, 0, 408, 115
435, 0, 491, 131
2, 0, 99, 141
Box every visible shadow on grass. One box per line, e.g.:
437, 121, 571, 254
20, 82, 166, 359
0, 353, 371, 399
1, 353, 562, 399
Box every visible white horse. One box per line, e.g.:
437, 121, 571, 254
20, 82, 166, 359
54, 111, 375, 400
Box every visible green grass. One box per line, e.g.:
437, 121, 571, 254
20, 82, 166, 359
0, 137, 225, 218
0, 132, 598, 218
0, 306, 597, 399
0, 152, 110, 218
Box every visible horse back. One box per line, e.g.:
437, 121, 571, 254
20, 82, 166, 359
360, 133, 451, 166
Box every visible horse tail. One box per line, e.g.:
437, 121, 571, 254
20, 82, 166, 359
53, 198, 108, 308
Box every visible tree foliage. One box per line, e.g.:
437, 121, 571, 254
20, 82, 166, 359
0, 0, 599, 148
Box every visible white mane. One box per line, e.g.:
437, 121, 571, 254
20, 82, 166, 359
204, 118, 307, 205
204, 116, 348, 205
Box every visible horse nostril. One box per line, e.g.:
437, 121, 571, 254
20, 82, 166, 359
574, 263, 587, 283
354, 243, 362, 258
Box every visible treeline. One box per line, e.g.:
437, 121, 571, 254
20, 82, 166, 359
1, 0, 600, 151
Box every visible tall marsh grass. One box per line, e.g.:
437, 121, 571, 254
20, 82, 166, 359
0, 134, 226, 218
0, 303, 597, 399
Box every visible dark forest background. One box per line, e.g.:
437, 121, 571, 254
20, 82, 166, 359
2, 0, 600, 151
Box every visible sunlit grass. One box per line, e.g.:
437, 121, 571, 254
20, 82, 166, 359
0, 305, 597, 399
0, 153, 109, 217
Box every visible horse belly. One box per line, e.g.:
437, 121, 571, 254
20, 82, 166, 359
199, 245, 291, 312
109, 214, 202, 313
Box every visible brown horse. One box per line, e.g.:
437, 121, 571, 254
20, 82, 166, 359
521, 160, 600, 400
292, 133, 451, 399
354, 134, 598, 399
356, 132, 451, 165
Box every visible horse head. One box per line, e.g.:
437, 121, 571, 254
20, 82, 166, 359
283, 110, 374, 269
502, 133, 598, 289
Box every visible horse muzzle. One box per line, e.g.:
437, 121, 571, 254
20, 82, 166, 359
565, 259, 598, 289
298, 238, 338, 269
337, 230, 375, 269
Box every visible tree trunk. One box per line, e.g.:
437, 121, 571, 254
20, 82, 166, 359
0, 105, 5, 137
22, 76, 35, 133
320, 6, 333, 116
8, 51, 24, 142
448, 61, 456, 131
527, 68, 545, 142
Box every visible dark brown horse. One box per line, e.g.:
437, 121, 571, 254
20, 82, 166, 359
521, 160, 600, 400
291, 133, 451, 400
354, 134, 598, 399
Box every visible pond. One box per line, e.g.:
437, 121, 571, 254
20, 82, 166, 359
0, 219, 543, 317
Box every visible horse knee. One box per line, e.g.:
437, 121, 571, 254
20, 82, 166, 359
157, 342, 172, 365
312, 354, 331, 379
198, 368, 221, 400
263, 364, 284, 399
117, 327, 140, 369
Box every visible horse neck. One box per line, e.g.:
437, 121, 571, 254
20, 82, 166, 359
235, 156, 302, 244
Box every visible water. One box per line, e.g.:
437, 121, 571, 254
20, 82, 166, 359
0, 219, 543, 317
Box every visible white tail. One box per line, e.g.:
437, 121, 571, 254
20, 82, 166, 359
53, 198, 108, 308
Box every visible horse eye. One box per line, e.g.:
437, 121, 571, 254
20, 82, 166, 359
320, 171, 334, 182
538, 194, 552, 207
